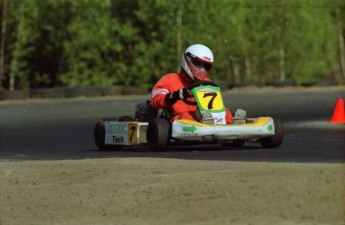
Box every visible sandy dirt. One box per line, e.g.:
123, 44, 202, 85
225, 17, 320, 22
0, 158, 344, 225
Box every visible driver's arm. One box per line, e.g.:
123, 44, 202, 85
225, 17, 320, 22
164, 89, 191, 105
151, 76, 190, 109
152, 87, 190, 109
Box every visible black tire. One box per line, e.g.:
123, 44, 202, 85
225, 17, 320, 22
147, 119, 170, 151
94, 119, 122, 151
260, 117, 284, 148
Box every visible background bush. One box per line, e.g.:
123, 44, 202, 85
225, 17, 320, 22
1, 0, 345, 90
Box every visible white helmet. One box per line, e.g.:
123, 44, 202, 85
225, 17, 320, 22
181, 44, 214, 81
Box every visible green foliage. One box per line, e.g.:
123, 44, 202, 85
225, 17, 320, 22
1, 0, 345, 90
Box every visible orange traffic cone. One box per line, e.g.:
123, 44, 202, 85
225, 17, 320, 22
330, 98, 345, 124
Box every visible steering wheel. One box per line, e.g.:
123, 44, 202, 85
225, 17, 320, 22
183, 80, 219, 105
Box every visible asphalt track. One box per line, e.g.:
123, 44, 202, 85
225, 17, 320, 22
1, 87, 344, 162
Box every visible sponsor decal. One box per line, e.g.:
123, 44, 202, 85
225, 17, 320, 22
112, 136, 124, 143
182, 125, 197, 133
267, 124, 273, 132
107, 123, 125, 131
214, 117, 224, 124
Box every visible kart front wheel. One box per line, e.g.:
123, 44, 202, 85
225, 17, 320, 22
260, 117, 284, 148
147, 119, 170, 151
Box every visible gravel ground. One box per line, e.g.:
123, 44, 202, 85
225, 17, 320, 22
0, 158, 344, 225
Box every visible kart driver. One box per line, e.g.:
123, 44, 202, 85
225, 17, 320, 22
151, 44, 233, 124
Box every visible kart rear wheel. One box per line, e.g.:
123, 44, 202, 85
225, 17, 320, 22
94, 119, 122, 151
147, 119, 170, 151
260, 117, 284, 148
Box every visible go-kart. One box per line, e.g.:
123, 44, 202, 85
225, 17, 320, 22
94, 81, 284, 151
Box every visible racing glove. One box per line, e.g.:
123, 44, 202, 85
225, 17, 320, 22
165, 88, 191, 106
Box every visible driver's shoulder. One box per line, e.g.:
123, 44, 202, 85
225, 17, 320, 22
163, 72, 180, 79
160, 72, 183, 84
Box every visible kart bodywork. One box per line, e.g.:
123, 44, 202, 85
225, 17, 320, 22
94, 81, 284, 151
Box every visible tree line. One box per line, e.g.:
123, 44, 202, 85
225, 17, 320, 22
1, 0, 345, 91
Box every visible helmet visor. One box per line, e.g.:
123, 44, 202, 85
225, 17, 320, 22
186, 53, 213, 71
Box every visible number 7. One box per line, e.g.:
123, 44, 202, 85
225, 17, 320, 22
129, 126, 136, 141
203, 92, 217, 109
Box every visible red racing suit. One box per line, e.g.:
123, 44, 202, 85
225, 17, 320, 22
151, 70, 233, 124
